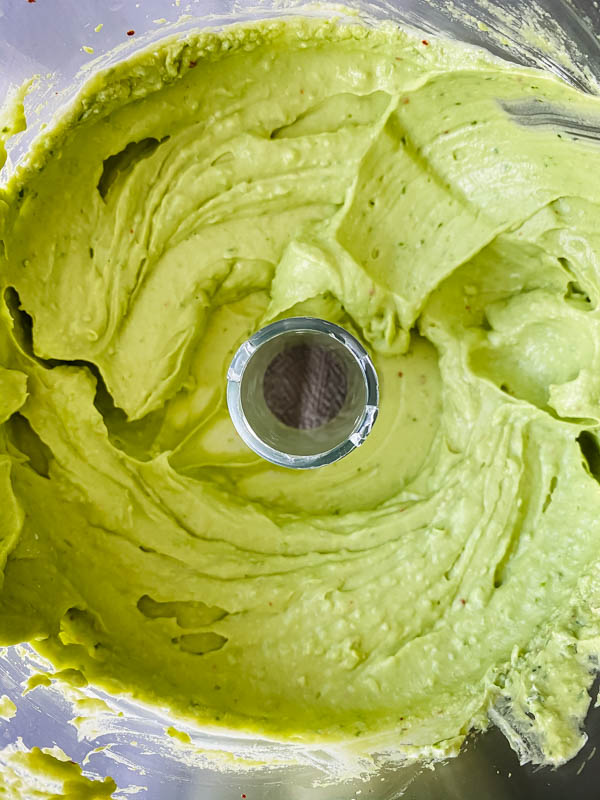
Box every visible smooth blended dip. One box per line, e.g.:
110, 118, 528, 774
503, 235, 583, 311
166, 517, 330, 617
2, 16, 600, 773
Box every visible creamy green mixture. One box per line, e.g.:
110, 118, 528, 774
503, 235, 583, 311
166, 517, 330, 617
0, 746, 116, 798
2, 16, 600, 771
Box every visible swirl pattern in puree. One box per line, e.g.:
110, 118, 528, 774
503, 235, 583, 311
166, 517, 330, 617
2, 17, 600, 766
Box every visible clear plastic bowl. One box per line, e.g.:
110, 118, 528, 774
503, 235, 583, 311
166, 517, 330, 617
2, 1, 600, 798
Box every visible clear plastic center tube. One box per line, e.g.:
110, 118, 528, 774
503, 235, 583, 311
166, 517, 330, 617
226, 317, 379, 469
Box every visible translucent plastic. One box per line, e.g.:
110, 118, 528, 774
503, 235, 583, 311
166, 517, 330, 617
2, 1, 600, 798
227, 318, 379, 468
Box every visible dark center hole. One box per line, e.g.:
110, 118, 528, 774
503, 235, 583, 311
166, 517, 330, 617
263, 344, 347, 430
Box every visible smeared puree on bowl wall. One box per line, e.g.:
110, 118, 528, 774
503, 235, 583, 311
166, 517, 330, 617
2, 15, 600, 775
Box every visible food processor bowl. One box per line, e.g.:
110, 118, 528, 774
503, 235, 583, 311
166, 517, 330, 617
2, 1, 600, 798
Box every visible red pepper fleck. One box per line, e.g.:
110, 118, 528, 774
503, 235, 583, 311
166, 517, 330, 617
395, 56, 402, 61
242, 795, 247, 799
460, 598, 466, 605
443, 129, 449, 134
27, 0, 36, 4
268, 601, 273, 606
422, 39, 430, 46
398, 371, 403, 377
465, 305, 471, 311
127, 29, 135, 36
402, 97, 410, 105
130, 229, 134, 234
189, 60, 197, 68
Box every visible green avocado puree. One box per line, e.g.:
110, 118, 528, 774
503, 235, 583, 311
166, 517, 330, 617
2, 16, 600, 769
